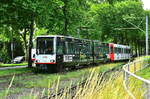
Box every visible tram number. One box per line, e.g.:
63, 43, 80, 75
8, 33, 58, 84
64, 55, 73, 62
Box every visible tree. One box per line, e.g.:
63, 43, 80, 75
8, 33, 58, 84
0, 0, 56, 67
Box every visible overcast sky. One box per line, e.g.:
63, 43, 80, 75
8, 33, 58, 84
142, 0, 150, 10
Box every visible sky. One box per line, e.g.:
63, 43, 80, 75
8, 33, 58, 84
142, 0, 150, 10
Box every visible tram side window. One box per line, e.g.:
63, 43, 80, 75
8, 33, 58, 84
103, 46, 108, 54
57, 38, 64, 54
118, 48, 120, 53
88, 42, 92, 56
46, 40, 53, 54
99, 45, 102, 54
106, 46, 109, 54
75, 42, 80, 54
121, 48, 123, 53
80, 43, 84, 55
127, 49, 130, 54
115, 48, 118, 54
118, 48, 121, 53
117, 48, 120, 54
88, 43, 91, 55
95, 43, 99, 55
68, 42, 74, 54
124, 48, 126, 53
110, 46, 114, 53
122, 48, 124, 54
126, 49, 128, 54
85, 43, 89, 55
37, 37, 54, 54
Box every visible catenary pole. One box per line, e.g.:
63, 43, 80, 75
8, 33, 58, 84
146, 16, 149, 55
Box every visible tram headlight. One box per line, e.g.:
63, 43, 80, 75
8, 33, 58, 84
50, 60, 55, 62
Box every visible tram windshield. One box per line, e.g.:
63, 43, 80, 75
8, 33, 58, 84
37, 37, 54, 54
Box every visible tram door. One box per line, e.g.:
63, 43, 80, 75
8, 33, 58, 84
109, 44, 114, 61
56, 37, 65, 72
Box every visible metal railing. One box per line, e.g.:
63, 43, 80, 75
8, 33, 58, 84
123, 58, 150, 99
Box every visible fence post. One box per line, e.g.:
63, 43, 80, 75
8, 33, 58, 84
123, 70, 125, 80
140, 61, 142, 70
125, 64, 130, 89
144, 59, 148, 67
142, 60, 144, 69
145, 83, 150, 99
123, 58, 150, 99
144, 60, 146, 67
134, 62, 136, 73
144, 60, 147, 69
125, 71, 129, 89
128, 64, 130, 72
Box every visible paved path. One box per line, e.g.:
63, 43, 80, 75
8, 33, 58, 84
0, 66, 27, 70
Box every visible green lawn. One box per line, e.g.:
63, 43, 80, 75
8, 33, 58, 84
0, 68, 32, 77
136, 66, 150, 79
0, 62, 27, 67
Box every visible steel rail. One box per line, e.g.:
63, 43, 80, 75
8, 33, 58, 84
42, 64, 124, 99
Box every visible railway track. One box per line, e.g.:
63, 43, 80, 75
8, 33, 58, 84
0, 62, 122, 79
0, 67, 35, 79
0, 62, 126, 99
0, 61, 126, 81
42, 63, 124, 99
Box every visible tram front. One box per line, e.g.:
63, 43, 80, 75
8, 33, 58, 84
35, 36, 56, 71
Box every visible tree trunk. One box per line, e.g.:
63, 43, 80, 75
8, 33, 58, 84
135, 41, 137, 57
28, 16, 34, 68
63, 1, 68, 36
20, 28, 28, 61
140, 42, 143, 55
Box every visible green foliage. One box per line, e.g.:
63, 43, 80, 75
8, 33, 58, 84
0, 0, 150, 60
0, 43, 11, 63
85, 0, 148, 56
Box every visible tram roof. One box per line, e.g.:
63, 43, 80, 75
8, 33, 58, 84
36, 35, 92, 41
36, 35, 130, 48
109, 43, 130, 49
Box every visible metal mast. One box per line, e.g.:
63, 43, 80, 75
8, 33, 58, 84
146, 16, 149, 55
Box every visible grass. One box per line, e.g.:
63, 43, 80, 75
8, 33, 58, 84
122, 56, 150, 99
54, 58, 149, 99
0, 62, 124, 98
45, 71, 140, 99
7, 62, 123, 89
0, 62, 27, 67
127, 62, 150, 98
45, 57, 149, 99
0, 68, 32, 77
136, 66, 150, 79
0, 58, 145, 99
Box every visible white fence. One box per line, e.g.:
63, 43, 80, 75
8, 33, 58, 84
123, 58, 150, 99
